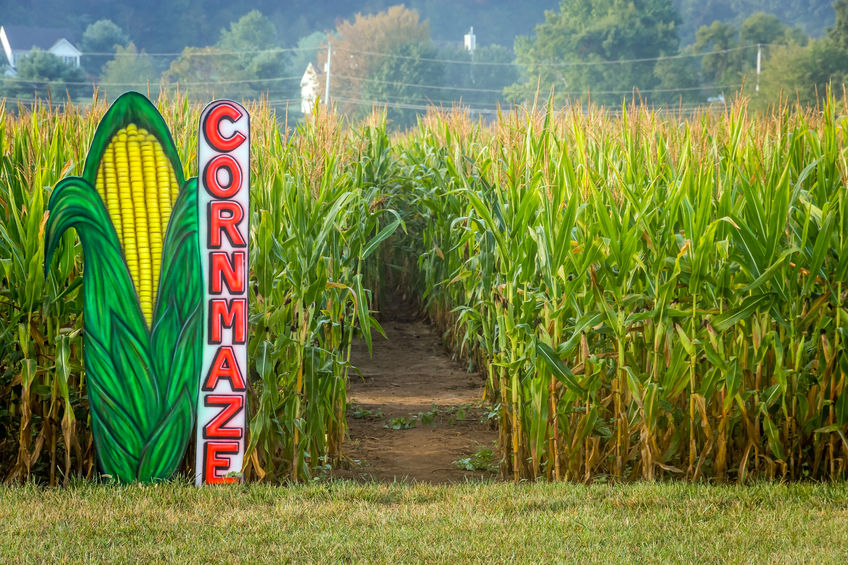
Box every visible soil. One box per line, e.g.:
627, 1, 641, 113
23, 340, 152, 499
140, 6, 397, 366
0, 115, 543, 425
332, 297, 498, 483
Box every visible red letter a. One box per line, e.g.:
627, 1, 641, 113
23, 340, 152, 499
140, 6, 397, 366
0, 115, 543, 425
203, 346, 246, 391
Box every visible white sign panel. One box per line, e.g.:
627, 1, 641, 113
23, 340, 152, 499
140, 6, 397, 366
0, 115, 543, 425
195, 100, 250, 485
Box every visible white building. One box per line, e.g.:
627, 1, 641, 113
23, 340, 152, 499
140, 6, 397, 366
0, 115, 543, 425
300, 63, 320, 115
1, 25, 81, 74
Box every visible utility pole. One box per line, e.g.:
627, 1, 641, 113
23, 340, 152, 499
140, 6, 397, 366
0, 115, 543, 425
464, 26, 476, 85
755, 43, 762, 94
324, 41, 332, 105
464, 26, 476, 119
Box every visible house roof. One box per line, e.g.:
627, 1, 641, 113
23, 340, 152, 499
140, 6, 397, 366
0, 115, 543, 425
1, 25, 79, 52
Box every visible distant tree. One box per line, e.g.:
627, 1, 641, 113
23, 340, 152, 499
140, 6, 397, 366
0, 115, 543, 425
652, 54, 702, 104
508, 0, 681, 106
1, 49, 88, 100
80, 19, 131, 76
689, 13, 813, 101
676, 0, 834, 42
729, 0, 835, 37
675, 0, 736, 44
693, 21, 745, 87
164, 11, 288, 101
756, 37, 847, 107
317, 5, 432, 114
99, 43, 160, 101
830, 0, 848, 49
740, 12, 806, 46
124, 0, 207, 54
287, 31, 326, 79
218, 9, 287, 73
439, 44, 519, 110
163, 46, 224, 100
361, 41, 443, 128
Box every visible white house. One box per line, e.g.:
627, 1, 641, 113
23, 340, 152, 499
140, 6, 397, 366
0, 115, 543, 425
300, 63, 320, 115
0, 25, 81, 74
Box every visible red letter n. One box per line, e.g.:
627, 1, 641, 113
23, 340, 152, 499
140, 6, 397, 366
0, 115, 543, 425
210, 251, 245, 294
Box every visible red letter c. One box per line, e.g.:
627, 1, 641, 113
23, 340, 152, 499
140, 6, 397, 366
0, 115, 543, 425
204, 102, 246, 152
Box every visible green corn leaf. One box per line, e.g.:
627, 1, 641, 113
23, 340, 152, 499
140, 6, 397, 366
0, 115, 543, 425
362, 212, 402, 260
762, 413, 786, 461
82, 92, 185, 188
536, 340, 584, 394
711, 293, 774, 332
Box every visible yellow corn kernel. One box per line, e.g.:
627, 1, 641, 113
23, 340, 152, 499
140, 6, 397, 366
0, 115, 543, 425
94, 123, 180, 327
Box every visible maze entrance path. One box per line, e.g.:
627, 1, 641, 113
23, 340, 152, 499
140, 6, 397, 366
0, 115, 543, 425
333, 298, 497, 483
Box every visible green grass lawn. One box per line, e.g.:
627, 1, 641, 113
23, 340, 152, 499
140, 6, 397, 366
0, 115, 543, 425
2, 480, 847, 563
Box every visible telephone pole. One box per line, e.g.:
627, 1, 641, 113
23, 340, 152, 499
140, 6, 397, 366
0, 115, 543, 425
324, 41, 332, 105
755, 43, 762, 94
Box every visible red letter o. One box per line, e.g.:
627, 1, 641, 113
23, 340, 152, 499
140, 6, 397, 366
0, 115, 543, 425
203, 154, 242, 199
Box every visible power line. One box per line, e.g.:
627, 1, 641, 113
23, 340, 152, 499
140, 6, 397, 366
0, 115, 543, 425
334, 95, 497, 114
333, 73, 742, 97
70, 41, 762, 68
332, 44, 762, 68
2, 75, 302, 87
332, 95, 721, 116
334, 74, 505, 93
331, 87, 503, 107
3, 40, 759, 113
570, 83, 743, 96
74, 45, 324, 57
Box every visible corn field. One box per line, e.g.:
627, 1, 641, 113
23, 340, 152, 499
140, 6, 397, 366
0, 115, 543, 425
2, 92, 848, 484
391, 97, 848, 482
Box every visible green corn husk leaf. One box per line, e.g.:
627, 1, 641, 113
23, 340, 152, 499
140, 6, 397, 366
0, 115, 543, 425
43, 94, 201, 483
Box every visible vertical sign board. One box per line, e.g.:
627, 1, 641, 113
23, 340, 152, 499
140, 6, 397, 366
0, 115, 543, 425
195, 100, 250, 485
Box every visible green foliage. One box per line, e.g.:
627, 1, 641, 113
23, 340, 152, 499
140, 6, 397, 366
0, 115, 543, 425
386, 417, 415, 430
454, 447, 497, 472
1, 49, 88, 100
741, 12, 806, 45
687, 11, 813, 100
652, 55, 702, 103
286, 31, 326, 79
677, 0, 835, 43
163, 47, 224, 101
218, 9, 288, 78
164, 10, 290, 102
830, 0, 848, 49
509, 0, 681, 106
361, 41, 443, 129
693, 20, 746, 86
756, 38, 848, 107
439, 44, 519, 111
80, 19, 131, 76
351, 406, 383, 419
99, 44, 160, 101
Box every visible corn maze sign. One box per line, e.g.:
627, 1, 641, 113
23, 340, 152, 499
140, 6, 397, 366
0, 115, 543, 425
44, 93, 249, 485
195, 101, 250, 485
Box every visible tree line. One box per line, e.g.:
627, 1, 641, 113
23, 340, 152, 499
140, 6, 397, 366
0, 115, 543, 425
1, 1, 845, 127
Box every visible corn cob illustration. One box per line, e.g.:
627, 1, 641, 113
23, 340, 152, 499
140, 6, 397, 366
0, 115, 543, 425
44, 93, 202, 482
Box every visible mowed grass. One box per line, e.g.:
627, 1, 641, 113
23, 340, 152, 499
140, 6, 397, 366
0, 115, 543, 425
1, 481, 847, 563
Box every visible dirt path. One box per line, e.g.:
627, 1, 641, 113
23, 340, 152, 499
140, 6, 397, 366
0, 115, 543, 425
333, 300, 497, 483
